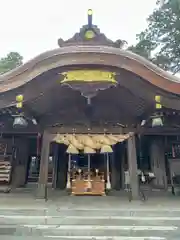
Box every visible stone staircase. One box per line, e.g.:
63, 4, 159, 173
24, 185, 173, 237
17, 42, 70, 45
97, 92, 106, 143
0, 199, 180, 239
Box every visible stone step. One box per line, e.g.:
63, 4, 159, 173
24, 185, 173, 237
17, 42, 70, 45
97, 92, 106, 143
1, 209, 180, 217
0, 236, 168, 240
1, 216, 180, 226
37, 237, 168, 240
12, 224, 178, 238
45, 209, 180, 218
0, 207, 179, 239
0, 224, 178, 239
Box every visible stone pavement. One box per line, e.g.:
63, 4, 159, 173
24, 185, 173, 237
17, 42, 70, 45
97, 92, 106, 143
0, 195, 180, 239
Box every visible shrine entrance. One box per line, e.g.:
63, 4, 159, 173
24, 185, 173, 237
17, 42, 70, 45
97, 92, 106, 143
37, 132, 135, 197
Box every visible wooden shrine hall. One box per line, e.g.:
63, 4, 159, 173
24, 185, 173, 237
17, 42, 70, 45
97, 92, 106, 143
0, 10, 180, 199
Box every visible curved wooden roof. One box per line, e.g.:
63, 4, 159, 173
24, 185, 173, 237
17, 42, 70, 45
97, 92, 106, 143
0, 45, 180, 95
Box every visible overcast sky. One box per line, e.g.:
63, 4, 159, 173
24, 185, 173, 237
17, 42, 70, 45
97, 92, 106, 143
0, 0, 157, 62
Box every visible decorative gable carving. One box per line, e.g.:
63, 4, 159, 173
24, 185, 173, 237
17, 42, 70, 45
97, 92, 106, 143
58, 10, 127, 48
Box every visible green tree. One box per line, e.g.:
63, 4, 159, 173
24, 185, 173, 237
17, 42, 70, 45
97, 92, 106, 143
0, 52, 23, 74
129, 0, 180, 74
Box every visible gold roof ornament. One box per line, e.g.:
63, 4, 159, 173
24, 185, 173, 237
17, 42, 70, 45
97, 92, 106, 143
100, 145, 113, 153
16, 94, 24, 109
155, 95, 161, 103
66, 144, 79, 154
84, 146, 96, 154
84, 30, 95, 40
16, 94, 24, 102
88, 9, 93, 16
61, 70, 117, 84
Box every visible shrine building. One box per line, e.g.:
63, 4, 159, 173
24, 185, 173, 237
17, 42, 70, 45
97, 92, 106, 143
0, 10, 180, 199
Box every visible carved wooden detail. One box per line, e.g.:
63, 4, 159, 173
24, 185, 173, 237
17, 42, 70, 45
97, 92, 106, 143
58, 23, 127, 48
60, 70, 118, 98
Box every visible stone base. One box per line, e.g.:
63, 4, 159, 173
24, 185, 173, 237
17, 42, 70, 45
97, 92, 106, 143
11, 165, 26, 187
36, 183, 47, 199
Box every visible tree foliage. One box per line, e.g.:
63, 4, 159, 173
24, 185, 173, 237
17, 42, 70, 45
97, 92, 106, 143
0, 52, 23, 75
129, 0, 180, 74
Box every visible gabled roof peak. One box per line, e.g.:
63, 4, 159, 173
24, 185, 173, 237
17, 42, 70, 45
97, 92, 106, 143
58, 9, 127, 48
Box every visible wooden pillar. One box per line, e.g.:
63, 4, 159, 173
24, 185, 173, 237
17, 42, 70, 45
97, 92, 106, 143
127, 134, 139, 199
11, 137, 29, 188
37, 131, 50, 199
112, 144, 121, 190
52, 143, 59, 189
56, 144, 68, 190
121, 147, 126, 189
150, 138, 167, 189
110, 153, 116, 190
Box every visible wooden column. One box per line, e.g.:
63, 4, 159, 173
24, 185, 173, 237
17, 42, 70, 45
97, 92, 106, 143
52, 143, 59, 189
56, 144, 68, 190
37, 131, 50, 199
121, 146, 126, 189
127, 134, 139, 199
112, 144, 121, 190
11, 137, 29, 188
150, 138, 167, 189
110, 153, 116, 190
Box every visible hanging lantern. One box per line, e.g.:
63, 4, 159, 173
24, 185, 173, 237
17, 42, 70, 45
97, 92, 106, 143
13, 94, 27, 128
152, 116, 163, 127
155, 103, 162, 109
155, 95, 162, 109
13, 116, 28, 128
155, 95, 161, 103
152, 95, 163, 127
16, 102, 23, 109
15, 94, 24, 109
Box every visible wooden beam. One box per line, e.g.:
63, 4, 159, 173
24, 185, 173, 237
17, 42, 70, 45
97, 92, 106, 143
47, 126, 125, 134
